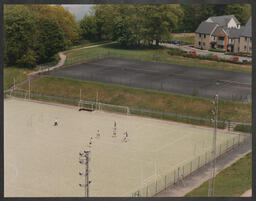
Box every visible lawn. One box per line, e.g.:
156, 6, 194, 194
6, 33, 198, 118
18, 76, 251, 124
64, 44, 252, 73
186, 152, 252, 197
3, 67, 32, 90
172, 33, 195, 44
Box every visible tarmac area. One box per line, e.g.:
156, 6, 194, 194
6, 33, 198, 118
49, 57, 251, 102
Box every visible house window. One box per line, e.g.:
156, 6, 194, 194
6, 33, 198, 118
199, 33, 201, 37
203, 42, 205, 46
245, 37, 247, 41
250, 38, 252, 43
204, 34, 206, 38
238, 47, 240, 52
244, 45, 247, 51
199, 42, 201, 46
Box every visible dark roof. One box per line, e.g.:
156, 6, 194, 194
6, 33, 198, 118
212, 26, 227, 36
195, 21, 218, 34
241, 17, 251, 37
227, 27, 245, 38
207, 15, 240, 26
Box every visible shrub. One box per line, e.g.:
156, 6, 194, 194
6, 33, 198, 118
209, 48, 225, 53
234, 124, 252, 133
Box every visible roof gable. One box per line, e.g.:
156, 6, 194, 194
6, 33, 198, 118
241, 17, 251, 37
195, 21, 218, 34
207, 15, 240, 27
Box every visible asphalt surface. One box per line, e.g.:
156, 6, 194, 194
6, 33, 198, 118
49, 57, 251, 102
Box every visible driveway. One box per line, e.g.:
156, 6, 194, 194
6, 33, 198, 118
160, 43, 251, 62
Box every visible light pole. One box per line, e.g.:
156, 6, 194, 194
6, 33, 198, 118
208, 94, 218, 197
79, 149, 91, 197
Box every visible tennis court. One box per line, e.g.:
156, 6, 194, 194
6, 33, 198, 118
4, 98, 246, 197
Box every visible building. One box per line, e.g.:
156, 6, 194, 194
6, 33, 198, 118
194, 15, 251, 53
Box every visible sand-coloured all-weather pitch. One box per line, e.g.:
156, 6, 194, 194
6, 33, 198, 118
49, 57, 251, 102
4, 98, 246, 197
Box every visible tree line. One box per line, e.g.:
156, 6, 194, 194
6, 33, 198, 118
4, 4, 251, 68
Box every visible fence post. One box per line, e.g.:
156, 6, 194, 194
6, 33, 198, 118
190, 161, 192, 174
165, 175, 167, 190
178, 167, 180, 182
198, 156, 200, 168
205, 152, 207, 165
174, 169, 176, 183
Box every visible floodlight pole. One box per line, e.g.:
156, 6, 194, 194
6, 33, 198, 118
79, 150, 91, 197
208, 94, 218, 197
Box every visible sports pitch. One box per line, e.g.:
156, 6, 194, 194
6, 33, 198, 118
4, 98, 245, 197
50, 57, 251, 102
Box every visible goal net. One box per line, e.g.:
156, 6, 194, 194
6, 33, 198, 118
98, 102, 130, 115
78, 100, 95, 111
10, 88, 30, 100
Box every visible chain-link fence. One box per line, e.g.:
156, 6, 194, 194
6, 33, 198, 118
131, 133, 250, 197
6, 90, 250, 129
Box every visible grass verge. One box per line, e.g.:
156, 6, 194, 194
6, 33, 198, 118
4, 67, 32, 90
18, 76, 251, 124
234, 124, 252, 133
64, 44, 251, 73
185, 152, 252, 197
172, 33, 195, 45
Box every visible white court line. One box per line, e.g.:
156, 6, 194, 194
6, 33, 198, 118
152, 133, 191, 153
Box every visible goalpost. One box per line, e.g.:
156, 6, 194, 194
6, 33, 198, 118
10, 78, 31, 100
98, 102, 130, 115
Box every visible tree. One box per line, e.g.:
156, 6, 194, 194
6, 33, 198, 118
4, 5, 38, 67
79, 15, 98, 41
27, 5, 79, 48
36, 18, 65, 63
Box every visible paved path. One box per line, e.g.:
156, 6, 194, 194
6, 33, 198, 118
4, 42, 116, 93
155, 138, 251, 197
28, 41, 116, 77
160, 43, 251, 62
241, 189, 252, 197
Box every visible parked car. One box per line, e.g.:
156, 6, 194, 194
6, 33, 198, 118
212, 54, 218, 58
171, 40, 183, 45
188, 50, 196, 55
231, 56, 239, 61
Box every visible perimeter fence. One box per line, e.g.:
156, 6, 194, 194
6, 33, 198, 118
5, 90, 251, 197
131, 133, 250, 197
6, 90, 251, 129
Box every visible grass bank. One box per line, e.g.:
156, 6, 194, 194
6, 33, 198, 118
18, 76, 251, 124
4, 67, 32, 90
186, 152, 252, 197
64, 44, 251, 73
172, 33, 195, 44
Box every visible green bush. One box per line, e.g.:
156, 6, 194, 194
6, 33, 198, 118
209, 48, 225, 53
234, 124, 252, 133
168, 48, 186, 56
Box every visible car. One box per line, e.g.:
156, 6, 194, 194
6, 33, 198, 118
170, 40, 183, 45
188, 50, 196, 55
231, 56, 239, 61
